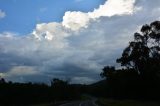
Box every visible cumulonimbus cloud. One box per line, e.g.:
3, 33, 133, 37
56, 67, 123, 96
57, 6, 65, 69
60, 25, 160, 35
62, 0, 136, 31
33, 0, 137, 40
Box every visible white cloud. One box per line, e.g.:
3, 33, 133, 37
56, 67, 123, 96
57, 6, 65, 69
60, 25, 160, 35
33, 22, 68, 40
62, 0, 136, 31
0, 9, 6, 19
89, 0, 136, 18
32, 22, 69, 49
34, 0, 137, 40
62, 11, 90, 31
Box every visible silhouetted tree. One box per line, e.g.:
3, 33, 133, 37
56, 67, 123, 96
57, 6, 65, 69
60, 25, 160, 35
51, 78, 68, 87
117, 21, 160, 79
100, 66, 116, 80
50, 78, 80, 101
101, 21, 160, 100
0, 78, 5, 84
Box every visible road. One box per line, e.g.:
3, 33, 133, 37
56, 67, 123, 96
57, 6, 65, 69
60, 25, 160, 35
59, 100, 98, 106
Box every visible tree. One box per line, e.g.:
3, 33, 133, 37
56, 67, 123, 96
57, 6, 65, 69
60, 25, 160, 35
117, 21, 160, 79
100, 21, 160, 99
0, 78, 6, 84
51, 78, 68, 87
100, 66, 115, 80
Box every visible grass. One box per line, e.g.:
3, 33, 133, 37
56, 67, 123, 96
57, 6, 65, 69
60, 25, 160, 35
97, 98, 160, 106
80, 95, 92, 101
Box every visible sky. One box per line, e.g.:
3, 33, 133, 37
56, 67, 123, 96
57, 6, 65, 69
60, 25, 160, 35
0, 0, 160, 84
0, 0, 105, 34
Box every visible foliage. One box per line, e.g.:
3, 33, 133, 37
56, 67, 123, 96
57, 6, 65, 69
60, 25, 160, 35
117, 21, 160, 78
0, 78, 81, 105
101, 21, 160, 100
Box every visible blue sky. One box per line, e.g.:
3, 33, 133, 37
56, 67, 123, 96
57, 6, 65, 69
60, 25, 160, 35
0, 0, 105, 34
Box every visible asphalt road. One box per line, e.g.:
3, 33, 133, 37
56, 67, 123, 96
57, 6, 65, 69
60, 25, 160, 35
59, 100, 98, 106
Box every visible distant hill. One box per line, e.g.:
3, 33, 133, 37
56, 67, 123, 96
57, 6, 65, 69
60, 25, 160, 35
85, 80, 107, 97
89, 80, 106, 88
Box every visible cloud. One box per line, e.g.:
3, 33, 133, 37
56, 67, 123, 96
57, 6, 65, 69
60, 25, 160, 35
4, 66, 38, 76
62, 0, 137, 31
0, 66, 40, 83
62, 11, 90, 31
0, 0, 160, 84
32, 22, 68, 41
0, 9, 6, 19
34, 0, 137, 40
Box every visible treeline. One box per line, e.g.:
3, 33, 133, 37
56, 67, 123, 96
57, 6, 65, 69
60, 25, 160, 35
99, 21, 160, 100
100, 67, 160, 99
0, 78, 82, 105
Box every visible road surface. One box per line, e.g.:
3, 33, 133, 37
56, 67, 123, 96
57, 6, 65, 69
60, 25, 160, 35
59, 100, 98, 106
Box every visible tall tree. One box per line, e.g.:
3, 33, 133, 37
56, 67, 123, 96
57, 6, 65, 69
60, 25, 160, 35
117, 21, 160, 79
